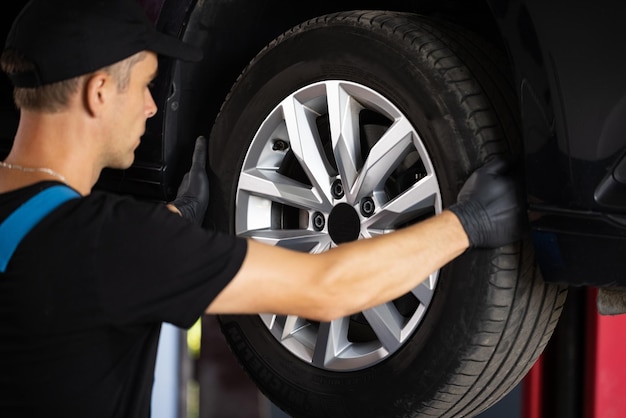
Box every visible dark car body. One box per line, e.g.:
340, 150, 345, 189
1, 0, 625, 288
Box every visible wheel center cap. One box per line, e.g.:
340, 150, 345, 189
328, 203, 361, 244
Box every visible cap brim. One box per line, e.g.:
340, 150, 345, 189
150, 32, 203, 62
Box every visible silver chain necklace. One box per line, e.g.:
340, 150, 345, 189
0, 160, 68, 183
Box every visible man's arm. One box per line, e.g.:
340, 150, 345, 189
206, 209, 469, 321
206, 158, 523, 321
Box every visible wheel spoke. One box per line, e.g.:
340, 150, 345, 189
260, 313, 283, 334
241, 228, 332, 253
327, 81, 363, 192
281, 315, 311, 340
363, 173, 439, 230
260, 313, 276, 330
362, 302, 404, 353
350, 117, 414, 203
311, 317, 351, 368
282, 96, 334, 206
239, 168, 328, 212
411, 273, 437, 306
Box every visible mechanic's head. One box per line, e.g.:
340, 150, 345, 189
1, 0, 202, 111
1, 49, 151, 112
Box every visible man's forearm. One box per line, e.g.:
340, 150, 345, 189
315, 210, 469, 319
207, 210, 469, 320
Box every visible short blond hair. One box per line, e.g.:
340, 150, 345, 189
1, 49, 147, 112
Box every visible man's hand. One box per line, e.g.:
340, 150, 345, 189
448, 158, 524, 248
170, 136, 210, 225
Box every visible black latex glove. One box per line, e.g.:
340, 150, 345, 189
170, 136, 209, 225
448, 158, 524, 248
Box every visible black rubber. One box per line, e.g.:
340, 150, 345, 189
207, 10, 567, 418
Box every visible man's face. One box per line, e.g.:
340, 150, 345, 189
104, 52, 158, 169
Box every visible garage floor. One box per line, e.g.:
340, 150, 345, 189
267, 384, 522, 418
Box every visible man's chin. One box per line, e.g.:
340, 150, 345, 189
107, 156, 136, 171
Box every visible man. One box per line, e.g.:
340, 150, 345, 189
0, 0, 523, 417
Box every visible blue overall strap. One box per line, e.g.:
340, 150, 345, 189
0, 185, 80, 273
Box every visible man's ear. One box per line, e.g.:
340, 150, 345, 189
84, 72, 112, 117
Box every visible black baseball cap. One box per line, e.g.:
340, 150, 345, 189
4, 0, 203, 88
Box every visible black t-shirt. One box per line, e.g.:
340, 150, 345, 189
0, 182, 247, 417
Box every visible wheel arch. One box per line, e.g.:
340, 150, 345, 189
176, 0, 511, 127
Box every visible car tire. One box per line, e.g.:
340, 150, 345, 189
207, 11, 567, 418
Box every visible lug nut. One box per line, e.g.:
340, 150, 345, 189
360, 197, 375, 217
312, 212, 326, 231
272, 139, 289, 151
331, 179, 344, 199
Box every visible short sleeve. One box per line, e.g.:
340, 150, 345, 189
86, 193, 247, 328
